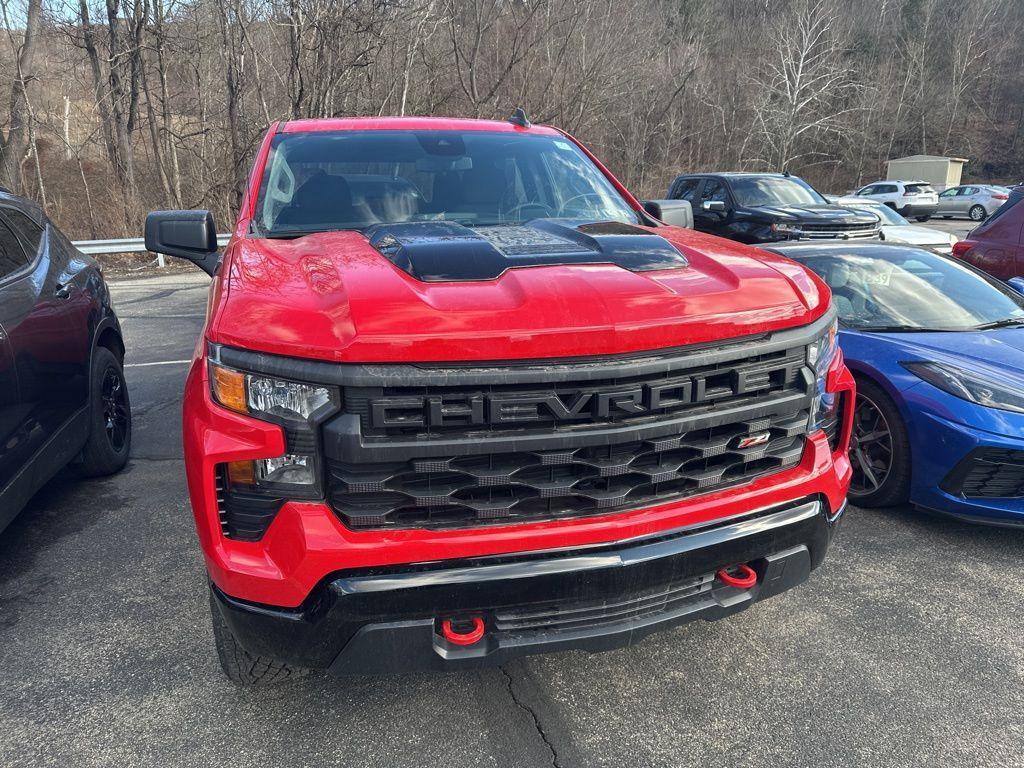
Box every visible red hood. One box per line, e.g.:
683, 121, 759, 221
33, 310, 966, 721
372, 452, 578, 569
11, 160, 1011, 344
208, 226, 829, 363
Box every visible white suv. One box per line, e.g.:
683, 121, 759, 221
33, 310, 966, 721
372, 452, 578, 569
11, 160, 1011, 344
853, 180, 938, 222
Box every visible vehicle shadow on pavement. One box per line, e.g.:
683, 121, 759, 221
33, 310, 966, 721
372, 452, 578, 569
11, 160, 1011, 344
3, 468, 1022, 768
0, 471, 110, 579
201, 502, 1024, 768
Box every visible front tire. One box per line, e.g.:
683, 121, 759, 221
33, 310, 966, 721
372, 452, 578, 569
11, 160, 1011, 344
77, 346, 131, 477
915, 215, 931, 222
969, 204, 987, 222
209, 590, 308, 686
849, 377, 911, 508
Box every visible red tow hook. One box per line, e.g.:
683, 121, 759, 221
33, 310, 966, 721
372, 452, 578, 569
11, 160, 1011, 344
440, 617, 486, 646
716, 564, 758, 589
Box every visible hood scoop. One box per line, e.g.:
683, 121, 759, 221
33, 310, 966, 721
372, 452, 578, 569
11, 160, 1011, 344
366, 219, 688, 282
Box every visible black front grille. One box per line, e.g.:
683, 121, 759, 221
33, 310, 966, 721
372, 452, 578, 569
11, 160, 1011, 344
345, 346, 807, 439
494, 572, 716, 634
312, 320, 827, 531
800, 221, 878, 233
327, 409, 808, 529
944, 449, 1024, 499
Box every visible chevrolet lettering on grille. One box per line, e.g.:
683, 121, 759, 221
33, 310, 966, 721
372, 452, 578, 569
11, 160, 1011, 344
369, 362, 803, 429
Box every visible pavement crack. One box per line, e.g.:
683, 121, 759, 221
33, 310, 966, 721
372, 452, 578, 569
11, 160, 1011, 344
499, 665, 563, 768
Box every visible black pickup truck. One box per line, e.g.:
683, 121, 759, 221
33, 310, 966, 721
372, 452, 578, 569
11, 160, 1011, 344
668, 172, 879, 244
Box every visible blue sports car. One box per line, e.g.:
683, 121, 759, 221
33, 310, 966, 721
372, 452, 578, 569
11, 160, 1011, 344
770, 241, 1024, 526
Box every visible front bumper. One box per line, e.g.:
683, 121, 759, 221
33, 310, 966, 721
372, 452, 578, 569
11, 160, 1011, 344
183, 340, 855, 609
897, 203, 938, 217
211, 496, 845, 673
907, 408, 1024, 525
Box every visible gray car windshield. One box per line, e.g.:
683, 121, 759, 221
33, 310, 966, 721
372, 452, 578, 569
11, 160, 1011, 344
256, 130, 639, 236
788, 246, 1024, 331
845, 202, 905, 226
730, 176, 828, 207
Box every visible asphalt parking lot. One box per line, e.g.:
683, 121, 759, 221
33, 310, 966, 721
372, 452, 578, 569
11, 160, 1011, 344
922, 217, 976, 239
2, 258, 1022, 768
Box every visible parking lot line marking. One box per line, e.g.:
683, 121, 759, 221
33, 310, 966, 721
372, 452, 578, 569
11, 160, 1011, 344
125, 360, 192, 368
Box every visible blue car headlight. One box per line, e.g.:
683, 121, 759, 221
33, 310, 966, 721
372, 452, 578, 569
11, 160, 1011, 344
808, 318, 839, 432
902, 361, 1024, 414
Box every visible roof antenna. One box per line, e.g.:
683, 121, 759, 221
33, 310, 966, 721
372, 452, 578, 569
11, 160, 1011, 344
509, 108, 532, 129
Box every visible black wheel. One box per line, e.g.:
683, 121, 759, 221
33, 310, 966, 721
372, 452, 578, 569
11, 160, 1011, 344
969, 204, 987, 222
209, 590, 308, 686
77, 346, 131, 477
915, 215, 931, 222
849, 377, 911, 507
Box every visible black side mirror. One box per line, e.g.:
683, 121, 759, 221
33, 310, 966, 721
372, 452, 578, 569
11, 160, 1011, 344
642, 200, 693, 228
145, 210, 220, 276
701, 200, 727, 213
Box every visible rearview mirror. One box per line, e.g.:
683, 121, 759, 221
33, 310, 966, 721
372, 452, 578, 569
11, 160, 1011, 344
701, 200, 727, 213
1008, 277, 1024, 296
145, 210, 220, 276
642, 200, 693, 228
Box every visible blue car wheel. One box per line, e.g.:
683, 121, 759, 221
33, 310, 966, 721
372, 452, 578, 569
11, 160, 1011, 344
850, 378, 911, 507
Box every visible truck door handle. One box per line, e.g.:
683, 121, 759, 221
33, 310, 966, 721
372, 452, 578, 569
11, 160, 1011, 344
54, 283, 71, 299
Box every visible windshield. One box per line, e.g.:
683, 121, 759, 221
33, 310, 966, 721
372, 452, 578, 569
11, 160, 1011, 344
787, 245, 1024, 331
843, 202, 905, 226
729, 176, 828, 207
256, 130, 639, 236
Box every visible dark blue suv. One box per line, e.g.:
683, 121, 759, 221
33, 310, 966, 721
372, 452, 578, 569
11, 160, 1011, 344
0, 191, 131, 530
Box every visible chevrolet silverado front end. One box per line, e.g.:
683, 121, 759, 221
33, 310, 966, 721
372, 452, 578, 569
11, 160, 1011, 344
147, 116, 854, 684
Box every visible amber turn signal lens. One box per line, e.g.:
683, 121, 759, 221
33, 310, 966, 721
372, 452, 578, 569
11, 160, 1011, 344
211, 364, 247, 414
226, 460, 255, 486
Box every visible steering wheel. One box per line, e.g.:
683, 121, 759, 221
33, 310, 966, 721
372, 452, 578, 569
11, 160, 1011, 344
558, 193, 606, 217
502, 202, 555, 222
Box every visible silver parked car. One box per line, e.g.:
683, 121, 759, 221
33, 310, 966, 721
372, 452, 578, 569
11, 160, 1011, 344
830, 197, 959, 253
936, 184, 1011, 221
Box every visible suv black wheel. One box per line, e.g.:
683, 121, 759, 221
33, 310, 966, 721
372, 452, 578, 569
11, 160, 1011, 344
209, 590, 308, 686
915, 215, 931, 222
77, 346, 131, 477
849, 377, 911, 507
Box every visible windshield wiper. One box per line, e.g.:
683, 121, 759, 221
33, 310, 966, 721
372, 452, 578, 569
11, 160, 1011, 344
262, 228, 341, 239
854, 324, 960, 333
973, 317, 1024, 330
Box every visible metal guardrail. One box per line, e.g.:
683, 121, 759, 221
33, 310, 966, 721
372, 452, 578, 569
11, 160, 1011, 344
72, 234, 232, 255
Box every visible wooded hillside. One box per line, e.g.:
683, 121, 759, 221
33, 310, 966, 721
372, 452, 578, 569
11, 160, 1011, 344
0, 0, 1020, 238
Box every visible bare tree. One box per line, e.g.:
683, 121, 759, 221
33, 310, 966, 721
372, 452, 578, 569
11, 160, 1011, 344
0, 0, 1021, 241
748, 0, 859, 169
0, 0, 42, 194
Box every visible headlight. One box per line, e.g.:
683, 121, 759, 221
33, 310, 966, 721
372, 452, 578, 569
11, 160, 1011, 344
770, 222, 802, 238
808, 318, 838, 374
210, 361, 335, 423
208, 351, 339, 495
902, 361, 1024, 414
808, 317, 839, 433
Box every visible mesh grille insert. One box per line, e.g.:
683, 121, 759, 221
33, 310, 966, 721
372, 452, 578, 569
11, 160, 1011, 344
328, 410, 808, 529
957, 449, 1024, 498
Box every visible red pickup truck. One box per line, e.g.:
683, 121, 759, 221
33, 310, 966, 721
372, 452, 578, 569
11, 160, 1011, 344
146, 116, 853, 685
